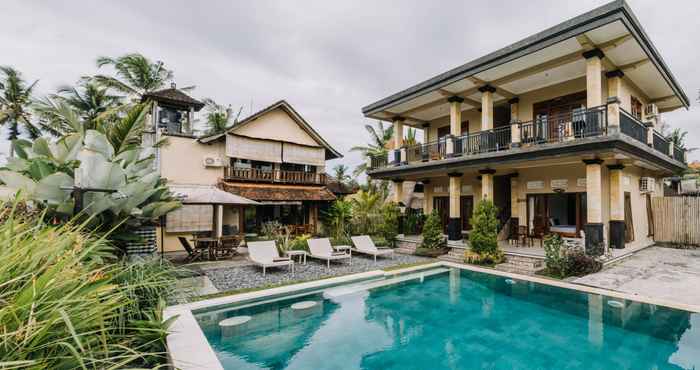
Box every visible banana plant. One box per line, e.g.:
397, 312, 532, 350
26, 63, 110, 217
0, 113, 179, 229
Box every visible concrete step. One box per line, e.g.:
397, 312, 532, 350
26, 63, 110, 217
395, 248, 416, 255
494, 254, 545, 275
438, 254, 464, 263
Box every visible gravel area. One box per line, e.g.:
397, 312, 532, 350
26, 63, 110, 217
200, 253, 433, 291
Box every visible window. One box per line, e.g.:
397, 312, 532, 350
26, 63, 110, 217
281, 163, 316, 173
631, 96, 643, 120
437, 121, 469, 138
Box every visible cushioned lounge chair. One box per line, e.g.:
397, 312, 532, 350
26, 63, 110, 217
351, 235, 394, 264
307, 238, 352, 270
247, 241, 294, 276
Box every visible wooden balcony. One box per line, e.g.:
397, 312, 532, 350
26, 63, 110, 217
223, 167, 328, 185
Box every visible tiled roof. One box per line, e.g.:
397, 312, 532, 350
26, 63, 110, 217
219, 182, 336, 201
326, 178, 359, 195
142, 87, 205, 111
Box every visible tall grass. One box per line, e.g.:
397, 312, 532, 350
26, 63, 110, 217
0, 202, 178, 369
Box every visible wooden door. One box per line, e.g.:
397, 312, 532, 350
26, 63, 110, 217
460, 196, 474, 231
529, 194, 548, 237
433, 196, 450, 233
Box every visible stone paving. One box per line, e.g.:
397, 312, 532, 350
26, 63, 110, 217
574, 246, 700, 307
198, 253, 433, 292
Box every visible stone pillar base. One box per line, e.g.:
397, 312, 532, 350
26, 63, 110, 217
584, 223, 605, 256
609, 220, 625, 249
448, 218, 462, 241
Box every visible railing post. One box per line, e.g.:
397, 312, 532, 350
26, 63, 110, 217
400, 147, 407, 165
606, 96, 620, 135
668, 141, 674, 157
367, 155, 374, 170
644, 123, 654, 147
421, 143, 429, 162
445, 134, 455, 157
510, 121, 521, 148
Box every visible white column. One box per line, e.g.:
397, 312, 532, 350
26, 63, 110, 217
480, 169, 495, 200
479, 86, 496, 131
448, 173, 462, 241
393, 117, 404, 149
423, 180, 433, 214
393, 179, 404, 204
606, 70, 623, 133
608, 164, 625, 249
216, 204, 224, 238
583, 158, 604, 256
584, 49, 604, 108
509, 98, 520, 147
448, 97, 464, 136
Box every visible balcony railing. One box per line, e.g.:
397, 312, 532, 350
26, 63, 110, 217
620, 109, 647, 144
455, 125, 511, 155
673, 145, 685, 163
653, 131, 670, 156
520, 105, 607, 145
367, 104, 687, 171
406, 140, 447, 163
223, 167, 327, 185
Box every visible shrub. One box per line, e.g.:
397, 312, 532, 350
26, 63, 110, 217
288, 234, 312, 251
415, 247, 448, 257
469, 200, 499, 254
421, 211, 445, 249
564, 249, 603, 277
0, 203, 179, 368
379, 202, 400, 247
543, 234, 566, 277
543, 234, 603, 278
405, 212, 426, 235
464, 249, 504, 266
322, 199, 353, 240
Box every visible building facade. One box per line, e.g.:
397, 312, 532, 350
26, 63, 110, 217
145, 93, 341, 253
362, 0, 688, 255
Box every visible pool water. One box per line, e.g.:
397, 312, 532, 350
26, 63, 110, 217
195, 268, 700, 369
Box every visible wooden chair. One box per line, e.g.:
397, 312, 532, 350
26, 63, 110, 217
216, 235, 242, 259
517, 226, 531, 247
178, 237, 205, 262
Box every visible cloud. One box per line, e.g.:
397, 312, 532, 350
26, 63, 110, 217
2, 0, 698, 174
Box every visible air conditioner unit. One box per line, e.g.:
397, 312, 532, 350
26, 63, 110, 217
203, 156, 224, 167
640, 177, 655, 193
644, 103, 659, 118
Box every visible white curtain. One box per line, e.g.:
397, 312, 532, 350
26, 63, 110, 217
166, 205, 213, 233
227, 135, 282, 163
283, 143, 325, 166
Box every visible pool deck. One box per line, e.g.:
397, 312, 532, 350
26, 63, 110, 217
574, 246, 700, 307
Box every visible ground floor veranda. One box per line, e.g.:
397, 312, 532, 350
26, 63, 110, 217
392, 156, 665, 255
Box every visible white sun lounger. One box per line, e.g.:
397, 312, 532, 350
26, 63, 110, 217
351, 235, 394, 264
247, 240, 294, 276
307, 238, 352, 270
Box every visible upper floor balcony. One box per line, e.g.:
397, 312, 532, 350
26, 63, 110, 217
223, 167, 328, 185
368, 105, 686, 174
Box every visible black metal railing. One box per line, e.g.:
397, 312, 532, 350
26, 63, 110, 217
619, 109, 647, 144
369, 153, 388, 170
405, 140, 447, 163
454, 125, 511, 155
673, 145, 686, 163
653, 132, 670, 156
520, 105, 607, 145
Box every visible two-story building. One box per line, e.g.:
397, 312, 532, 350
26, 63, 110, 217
144, 90, 342, 253
362, 0, 688, 257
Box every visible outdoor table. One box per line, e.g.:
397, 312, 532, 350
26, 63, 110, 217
191, 237, 219, 261
285, 250, 307, 265
333, 245, 352, 256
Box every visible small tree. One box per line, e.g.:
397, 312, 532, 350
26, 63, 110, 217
469, 200, 499, 254
380, 202, 400, 247
421, 211, 444, 249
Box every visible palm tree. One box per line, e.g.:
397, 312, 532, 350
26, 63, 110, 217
667, 128, 689, 149
202, 98, 242, 135
35, 79, 123, 135
0, 66, 41, 157
332, 164, 352, 186
350, 121, 394, 176
93, 53, 187, 99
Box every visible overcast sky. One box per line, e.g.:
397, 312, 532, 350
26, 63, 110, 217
3, 0, 699, 175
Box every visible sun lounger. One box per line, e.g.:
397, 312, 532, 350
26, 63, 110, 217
351, 235, 394, 263
307, 238, 352, 269
247, 241, 294, 276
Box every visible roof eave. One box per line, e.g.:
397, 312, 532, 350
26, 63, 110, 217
362, 0, 689, 115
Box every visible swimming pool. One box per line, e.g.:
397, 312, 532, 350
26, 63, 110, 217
186, 266, 700, 369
